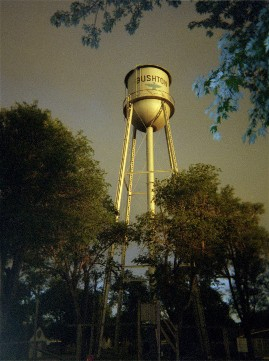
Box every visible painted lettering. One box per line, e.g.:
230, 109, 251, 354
136, 75, 167, 87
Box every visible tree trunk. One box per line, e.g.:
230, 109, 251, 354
2, 251, 23, 343
69, 280, 84, 361
227, 265, 255, 360
175, 320, 181, 361
0, 253, 3, 359
192, 276, 212, 360
71, 289, 84, 361
88, 277, 98, 356
76, 322, 83, 361
32, 296, 40, 361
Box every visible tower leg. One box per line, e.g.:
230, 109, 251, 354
97, 103, 133, 358
115, 103, 134, 214
163, 103, 178, 173
125, 127, 137, 224
114, 127, 137, 350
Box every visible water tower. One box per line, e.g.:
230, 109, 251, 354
98, 66, 211, 360
116, 64, 178, 218
98, 65, 178, 357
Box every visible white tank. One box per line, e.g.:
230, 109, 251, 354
123, 65, 175, 132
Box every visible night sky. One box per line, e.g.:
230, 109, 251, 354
1, 0, 268, 234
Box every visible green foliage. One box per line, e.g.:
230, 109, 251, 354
189, 1, 265, 34
1, 103, 69, 252
192, 2, 269, 143
0, 102, 112, 264
40, 280, 77, 343
152, 164, 221, 275
134, 163, 269, 345
213, 186, 269, 320
51, 0, 180, 48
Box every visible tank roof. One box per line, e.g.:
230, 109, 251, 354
124, 64, 172, 88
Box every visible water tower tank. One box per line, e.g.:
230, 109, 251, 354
123, 65, 175, 132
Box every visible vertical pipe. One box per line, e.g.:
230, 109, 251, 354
146, 126, 155, 214
146, 126, 156, 287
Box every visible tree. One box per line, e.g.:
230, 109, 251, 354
45, 223, 129, 360
50, 1, 269, 142
0, 102, 113, 357
134, 165, 223, 359
212, 186, 269, 357
134, 164, 269, 359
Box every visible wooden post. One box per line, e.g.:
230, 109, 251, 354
137, 300, 142, 361
156, 301, 161, 361
175, 324, 180, 361
32, 296, 39, 361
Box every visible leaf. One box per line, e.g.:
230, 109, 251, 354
265, 34, 269, 53
249, 133, 257, 144
213, 131, 222, 141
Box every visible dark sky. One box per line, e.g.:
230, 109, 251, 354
1, 0, 268, 231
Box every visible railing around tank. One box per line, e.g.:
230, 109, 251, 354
123, 89, 175, 116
